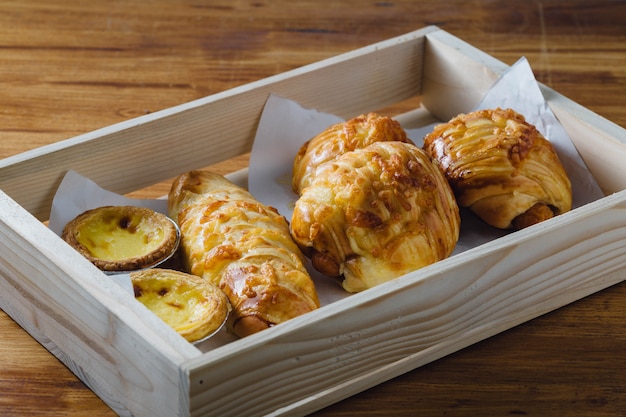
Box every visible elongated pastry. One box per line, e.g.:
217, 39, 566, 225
292, 113, 413, 195
168, 170, 319, 338
291, 141, 460, 293
423, 108, 572, 230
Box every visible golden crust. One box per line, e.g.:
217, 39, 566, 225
291, 141, 460, 293
131, 268, 229, 343
292, 113, 413, 195
423, 108, 572, 229
168, 170, 320, 338
62, 205, 179, 272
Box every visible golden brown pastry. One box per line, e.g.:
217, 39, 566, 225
62, 205, 179, 272
131, 268, 229, 343
292, 112, 413, 195
291, 141, 460, 293
423, 108, 572, 230
168, 170, 319, 338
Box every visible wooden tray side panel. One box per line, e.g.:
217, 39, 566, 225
543, 86, 626, 194
183, 192, 626, 417
421, 30, 626, 195
0, 190, 199, 417
0, 26, 436, 222
421, 30, 509, 120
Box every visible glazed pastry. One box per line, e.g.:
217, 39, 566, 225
62, 205, 179, 272
291, 141, 460, 293
168, 170, 319, 338
423, 108, 572, 230
131, 268, 229, 343
292, 112, 413, 195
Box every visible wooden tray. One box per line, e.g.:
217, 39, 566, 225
1, 26, 626, 417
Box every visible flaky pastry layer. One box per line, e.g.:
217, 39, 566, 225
291, 141, 460, 293
292, 113, 413, 195
168, 170, 319, 338
423, 108, 572, 229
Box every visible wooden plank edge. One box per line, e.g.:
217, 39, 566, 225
0, 190, 199, 417
421, 29, 509, 120
181, 190, 626, 417
0, 295, 134, 417
0, 26, 437, 221
539, 83, 626, 194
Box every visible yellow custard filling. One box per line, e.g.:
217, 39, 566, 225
131, 268, 230, 343
76, 212, 167, 261
136, 278, 212, 330
62, 206, 179, 272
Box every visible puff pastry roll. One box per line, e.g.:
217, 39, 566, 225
291, 141, 460, 293
423, 108, 572, 230
292, 113, 413, 195
168, 170, 319, 338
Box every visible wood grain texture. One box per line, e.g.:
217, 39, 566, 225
1, 1, 625, 416
179, 190, 626, 416
0, 26, 429, 221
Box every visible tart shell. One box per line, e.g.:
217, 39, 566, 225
61, 205, 180, 272
130, 268, 230, 343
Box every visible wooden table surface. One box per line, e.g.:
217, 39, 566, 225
1, 1, 625, 416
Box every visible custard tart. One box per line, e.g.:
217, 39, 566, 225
131, 268, 230, 343
62, 205, 179, 272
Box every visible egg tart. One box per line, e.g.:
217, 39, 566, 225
62, 205, 180, 273
131, 268, 230, 343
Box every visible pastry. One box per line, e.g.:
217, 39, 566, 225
62, 205, 179, 272
131, 268, 229, 343
168, 170, 320, 338
292, 112, 413, 195
423, 108, 572, 229
290, 141, 460, 293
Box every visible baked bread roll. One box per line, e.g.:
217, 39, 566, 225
292, 113, 413, 195
168, 170, 319, 338
291, 141, 460, 293
423, 108, 572, 230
